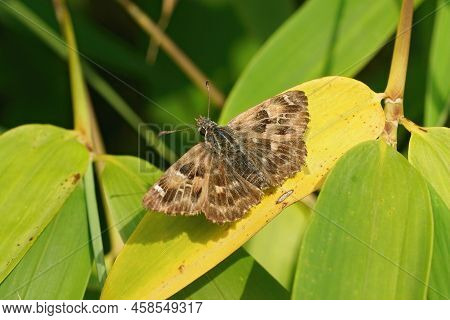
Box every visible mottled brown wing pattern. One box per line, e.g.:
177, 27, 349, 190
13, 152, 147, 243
143, 90, 309, 224
142, 143, 211, 215
240, 136, 306, 187
228, 90, 309, 186
203, 159, 262, 223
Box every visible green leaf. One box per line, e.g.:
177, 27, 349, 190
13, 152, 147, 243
0, 184, 91, 299
220, 0, 422, 123
172, 249, 288, 300
408, 126, 449, 299
427, 187, 449, 299
409, 127, 450, 208
231, 0, 294, 41
424, 0, 450, 126
84, 163, 106, 286
244, 202, 313, 290
292, 140, 433, 299
0, 124, 89, 283
97, 155, 161, 241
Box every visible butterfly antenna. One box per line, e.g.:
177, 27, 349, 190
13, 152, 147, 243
158, 126, 194, 137
206, 80, 211, 119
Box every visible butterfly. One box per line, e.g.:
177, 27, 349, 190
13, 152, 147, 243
142, 90, 309, 223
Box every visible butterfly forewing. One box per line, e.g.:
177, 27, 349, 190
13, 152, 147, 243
228, 90, 309, 186
142, 143, 211, 215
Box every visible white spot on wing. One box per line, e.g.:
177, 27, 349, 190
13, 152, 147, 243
283, 95, 293, 105
154, 184, 166, 197
215, 186, 225, 193
271, 143, 278, 151
175, 171, 185, 178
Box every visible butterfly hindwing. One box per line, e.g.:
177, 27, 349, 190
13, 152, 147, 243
142, 143, 211, 215
228, 90, 309, 186
241, 136, 305, 186
203, 157, 262, 223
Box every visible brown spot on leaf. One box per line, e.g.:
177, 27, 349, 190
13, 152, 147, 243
178, 264, 185, 273
72, 173, 81, 184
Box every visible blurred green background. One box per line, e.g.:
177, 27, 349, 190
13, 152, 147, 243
0, 0, 444, 162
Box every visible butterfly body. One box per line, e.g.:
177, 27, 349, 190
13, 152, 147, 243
143, 90, 309, 223
197, 116, 269, 190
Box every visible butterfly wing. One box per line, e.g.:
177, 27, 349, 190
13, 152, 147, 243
203, 156, 262, 223
228, 90, 309, 186
142, 143, 211, 215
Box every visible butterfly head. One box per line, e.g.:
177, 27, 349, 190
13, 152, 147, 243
196, 116, 217, 136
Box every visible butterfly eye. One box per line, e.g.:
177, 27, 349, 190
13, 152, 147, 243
199, 127, 206, 136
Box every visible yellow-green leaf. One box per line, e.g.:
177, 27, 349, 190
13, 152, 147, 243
292, 140, 433, 299
172, 249, 289, 300
424, 0, 450, 126
427, 186, 449, 300
101, 76, 384, 299
0, 124, 89, 283
97, 155, 161, 241
408, 126, 449, 300
409, 127, 449, 208
244, 202, 313, 290
0, 184, 91, 299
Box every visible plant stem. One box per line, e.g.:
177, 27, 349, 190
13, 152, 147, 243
381, 0, 414, 148
146, 0, 177, 63
53, 0, 92, 148
385, 0, 413, 100
88, 100, 125, 260
53, 0, 124, 260
116, 0, 225, 107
